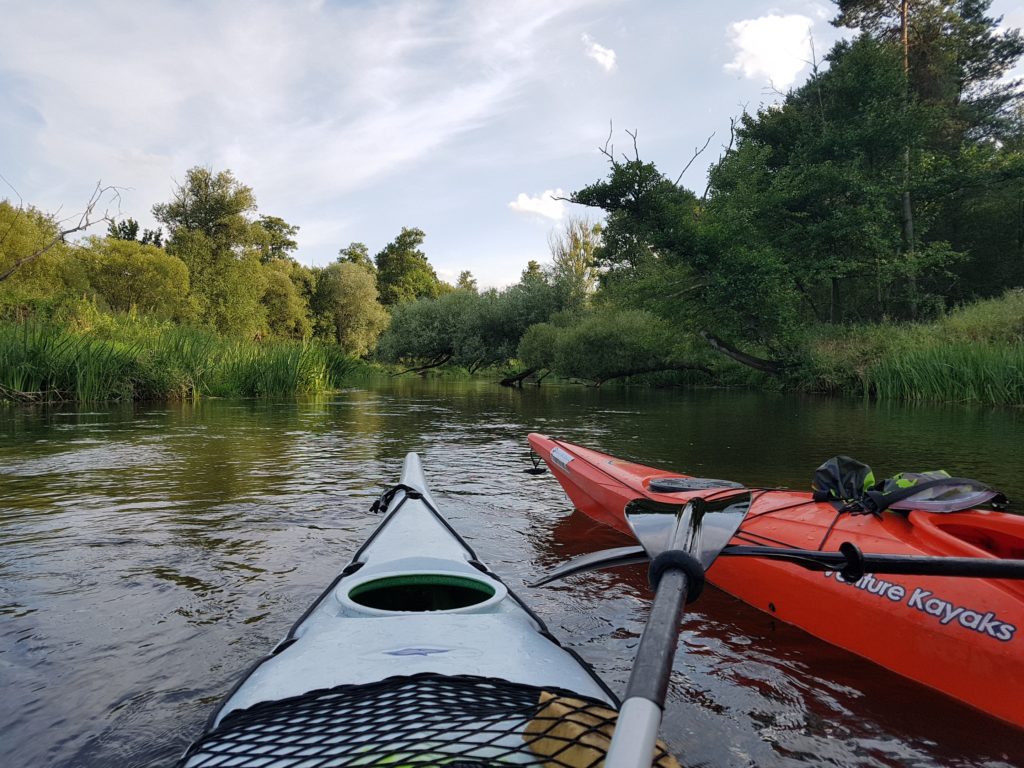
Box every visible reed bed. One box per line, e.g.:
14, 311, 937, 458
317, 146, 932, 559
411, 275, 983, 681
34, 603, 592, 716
808, 290, 1024, 405
0, 320, 369, 403
209, 342, 331, 398
866, 343, 1024, 405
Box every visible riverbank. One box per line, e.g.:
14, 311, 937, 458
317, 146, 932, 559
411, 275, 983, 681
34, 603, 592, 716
0, 317, 376, 402
2, 291, 1021, 405
806, 289, 1024, 405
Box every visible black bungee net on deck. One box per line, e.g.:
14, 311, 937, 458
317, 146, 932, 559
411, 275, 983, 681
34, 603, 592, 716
177, 673, 679, 768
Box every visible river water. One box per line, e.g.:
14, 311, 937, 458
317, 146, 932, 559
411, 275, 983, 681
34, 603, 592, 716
1, 380, 1022, 767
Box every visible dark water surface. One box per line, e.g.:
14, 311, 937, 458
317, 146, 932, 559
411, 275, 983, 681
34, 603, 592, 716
2, 380, 1023, 767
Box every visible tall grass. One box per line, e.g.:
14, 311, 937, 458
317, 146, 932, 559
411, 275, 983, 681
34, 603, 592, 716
867, 344, 1024, 405
211, 342, 329, 397
808, 289, 1024, 405
0, 323, 69, 400
0, 323, 136, 402
0, 318, 374, 403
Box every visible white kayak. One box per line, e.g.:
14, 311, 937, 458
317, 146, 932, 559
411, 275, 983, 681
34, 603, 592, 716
177, 453, 635, 767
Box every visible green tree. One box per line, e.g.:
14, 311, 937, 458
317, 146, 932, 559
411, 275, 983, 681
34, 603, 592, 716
707, 37, 921, 325
518, 308, 710, 386
338, 242, 375, 271
569, 153, 789, 366
108, 217, 164, 247
517, 322, 562, 373
377, 290, 482, 370
377, 269, 566, 373
168, 228, 267, 336
833, 1, 1024, 314
834, 0, 1024, 138
285, 259, 318, 313
261, 259, 310, 339
574, 158, 701, 277
521, 260, 544, 282
931, 144, 1024, 297
255, 215, 300, 264
0, 183, 116, 287
107, 218, 140, 241
153, 167, 258, 245
0, 201, 86, 309
314, 261, 389, 355
456, 270, 477, 292
374, 227, 442, 305
153, 167, 268, 336
548, 216, 601, 310
78, 236, 189, 317
140, 228, 164, 247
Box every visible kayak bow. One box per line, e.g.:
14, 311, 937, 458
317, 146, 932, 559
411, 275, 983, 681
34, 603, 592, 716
527, 433, 1024, 730
178, 453, 679, 767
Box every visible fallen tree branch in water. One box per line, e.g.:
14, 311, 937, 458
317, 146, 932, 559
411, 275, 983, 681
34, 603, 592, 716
499, 367, 540, 387
392, 353, 453, 376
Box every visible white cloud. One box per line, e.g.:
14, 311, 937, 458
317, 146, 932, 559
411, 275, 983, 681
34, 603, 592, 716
508, 189, 566, 220
0, 0, 597, 232
582, 33, 617, 72
725, 14, 813, 89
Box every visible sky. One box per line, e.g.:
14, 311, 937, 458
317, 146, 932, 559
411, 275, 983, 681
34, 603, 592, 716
1, 1, 1022, 288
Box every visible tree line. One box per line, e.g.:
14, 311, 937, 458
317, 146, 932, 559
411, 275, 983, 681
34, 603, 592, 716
2, 0, 1022, 393
0, 163, 603, 372
1, 166, 454, 357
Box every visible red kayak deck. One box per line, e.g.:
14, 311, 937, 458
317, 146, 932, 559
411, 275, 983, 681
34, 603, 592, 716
528, 433, 1024, 729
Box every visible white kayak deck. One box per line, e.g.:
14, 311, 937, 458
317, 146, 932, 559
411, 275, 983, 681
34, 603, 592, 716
213, 453, 613, 725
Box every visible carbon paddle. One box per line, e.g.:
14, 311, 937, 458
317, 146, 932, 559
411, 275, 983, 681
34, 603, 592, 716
718, 542, 1024, 581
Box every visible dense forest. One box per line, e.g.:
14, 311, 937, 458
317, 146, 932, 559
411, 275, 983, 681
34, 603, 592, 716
2, 0, 1023, 404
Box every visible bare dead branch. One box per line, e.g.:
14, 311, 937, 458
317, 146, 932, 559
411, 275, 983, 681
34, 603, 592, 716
0, 173, 23, 206
675, 132, 715, 186
807, 36, 827, 124
702, 115, 740, 202
597, 124, 641, 166
599, 120, 615, 162
764, 77, 789, 100
625, 128, 640, 163
0, 181, 123, 283
807, 34, 819, 70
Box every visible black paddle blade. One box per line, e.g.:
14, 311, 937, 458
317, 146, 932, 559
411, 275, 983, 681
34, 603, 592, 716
624, 492, 751, 569
528, 545, 649, 587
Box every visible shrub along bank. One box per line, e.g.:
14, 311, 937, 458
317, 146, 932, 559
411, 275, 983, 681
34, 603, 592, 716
495, 291, 1024, 407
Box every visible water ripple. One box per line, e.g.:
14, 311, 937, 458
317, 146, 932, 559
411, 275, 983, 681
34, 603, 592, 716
2, 385, 1022, 767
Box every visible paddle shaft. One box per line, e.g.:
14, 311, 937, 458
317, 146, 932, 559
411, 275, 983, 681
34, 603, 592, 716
721, 545, 1024, 579
606, 567, 689, 768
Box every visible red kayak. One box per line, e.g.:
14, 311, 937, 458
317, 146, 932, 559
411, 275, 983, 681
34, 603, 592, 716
528, 433, 1024, 729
